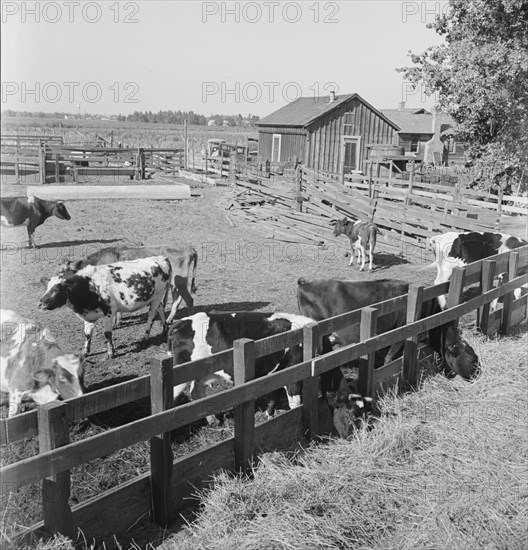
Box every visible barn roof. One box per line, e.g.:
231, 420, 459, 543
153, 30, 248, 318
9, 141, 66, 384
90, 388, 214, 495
381, 108, 435, 135
257, 93, 400, 130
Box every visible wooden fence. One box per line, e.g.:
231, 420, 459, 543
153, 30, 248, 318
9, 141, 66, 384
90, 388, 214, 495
1, 248, 527, 544
297, 167, 527, 254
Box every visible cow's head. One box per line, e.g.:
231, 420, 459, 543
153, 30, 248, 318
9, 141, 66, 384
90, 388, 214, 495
32, 353, 84, 404
332, 217, 349, 237
53, 201, 71, 221
441, 325, 480, 380
328, 392, 378, 438
38, 275, 69, 310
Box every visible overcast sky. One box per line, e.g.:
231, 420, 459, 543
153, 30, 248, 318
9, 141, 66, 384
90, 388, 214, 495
1, 0, 448, 117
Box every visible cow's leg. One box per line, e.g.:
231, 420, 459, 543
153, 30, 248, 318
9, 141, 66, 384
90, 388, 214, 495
348, 243, 355, 266
102, 315, 115, 358
166, 283, 187, 324
83, 321, 96, 356
174, 278, 194, 316
113, 312, 123, 328
384, 342, 404, 364
173, 382, 190, 402
26, 226, 35, 248
8, 391, 23, 417
358, 243, 366, 271
368, 241, 374, 271
140, 293, 166, 348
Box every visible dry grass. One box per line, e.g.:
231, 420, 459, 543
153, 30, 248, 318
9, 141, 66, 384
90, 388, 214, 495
157, 327, 528, 550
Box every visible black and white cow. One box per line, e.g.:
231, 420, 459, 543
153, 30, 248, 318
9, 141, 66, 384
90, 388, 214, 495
38, 256, 172, 358
80, 244, 197, 322
428, 231, 528, 309
297, 277, 480, 381
1, 310, 84, 416
167, 311, 315, 421
0, 196, 71, 248
332, 217, 379, 271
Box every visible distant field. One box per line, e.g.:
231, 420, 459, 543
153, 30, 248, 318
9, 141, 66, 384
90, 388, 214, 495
0, 117, 258, 151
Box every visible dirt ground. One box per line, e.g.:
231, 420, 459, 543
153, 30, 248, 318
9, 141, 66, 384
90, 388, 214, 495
0, 182, 438, 416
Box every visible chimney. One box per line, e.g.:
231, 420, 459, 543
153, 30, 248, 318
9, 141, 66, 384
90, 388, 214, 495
398, 101, 405, 110
329, 90, 336, 103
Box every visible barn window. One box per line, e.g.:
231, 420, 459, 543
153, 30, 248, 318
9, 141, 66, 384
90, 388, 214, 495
410, 138, 420, 153
342, 136, 361, 174
271, 134, 282, 163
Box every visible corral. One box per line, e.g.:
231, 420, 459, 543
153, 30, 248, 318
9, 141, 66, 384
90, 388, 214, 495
1, 125, 528, 547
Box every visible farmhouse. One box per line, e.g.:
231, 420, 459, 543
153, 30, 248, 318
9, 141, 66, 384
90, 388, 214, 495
256, 92, 400, 176
381, 103, 466, 165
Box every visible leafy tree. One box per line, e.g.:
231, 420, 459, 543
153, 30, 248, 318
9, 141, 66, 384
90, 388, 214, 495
399, 0, 528, 191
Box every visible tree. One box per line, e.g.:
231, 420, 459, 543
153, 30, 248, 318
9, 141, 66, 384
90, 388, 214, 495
399, 0, 528, 190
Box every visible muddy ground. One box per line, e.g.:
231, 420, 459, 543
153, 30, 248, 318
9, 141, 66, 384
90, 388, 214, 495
0, 182, 437, 416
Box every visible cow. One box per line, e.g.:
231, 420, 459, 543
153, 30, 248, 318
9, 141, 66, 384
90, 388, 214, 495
332, 217, 379, 271
54, 244, 197, 325
167, 311, 316, 423
297, 277, 480, 381
38, 256, 172, 359
0, 196, 71, 248
427, 231, 528, 309
1, 310, 84, 417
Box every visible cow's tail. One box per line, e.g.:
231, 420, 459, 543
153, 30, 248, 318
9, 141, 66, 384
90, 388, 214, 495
190, 248, 198, 294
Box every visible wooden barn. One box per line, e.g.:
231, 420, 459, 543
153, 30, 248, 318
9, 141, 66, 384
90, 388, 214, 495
256, 92, 400, 176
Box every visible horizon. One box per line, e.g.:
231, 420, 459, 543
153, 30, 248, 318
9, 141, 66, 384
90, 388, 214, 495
2, 1, 448, 118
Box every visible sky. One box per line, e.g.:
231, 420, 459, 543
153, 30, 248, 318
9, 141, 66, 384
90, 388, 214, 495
1, 0, 448, 117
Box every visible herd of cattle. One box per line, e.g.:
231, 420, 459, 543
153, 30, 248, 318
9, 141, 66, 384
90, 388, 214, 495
1, 195, 527, 438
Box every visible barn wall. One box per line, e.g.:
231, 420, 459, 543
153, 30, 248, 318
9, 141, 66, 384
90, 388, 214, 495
257, 127, 305, 163
305, 97, 397, 174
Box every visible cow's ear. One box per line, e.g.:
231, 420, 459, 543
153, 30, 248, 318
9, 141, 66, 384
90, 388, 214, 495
33, 369, 53, 384
40, 276, 50, 288
71, 260, 84, 271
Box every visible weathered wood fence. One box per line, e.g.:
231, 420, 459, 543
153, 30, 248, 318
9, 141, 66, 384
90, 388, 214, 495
1, 247, 527, 544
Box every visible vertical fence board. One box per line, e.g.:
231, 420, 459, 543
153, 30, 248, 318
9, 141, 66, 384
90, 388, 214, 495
149, 355, 175, 526
358, 307, 378, 397
233, 339, 256, 474
446, 267, 466, 311
301, 323, 319, 438
478, 259, 496, 335
501, 252, 519, 335
39, 402, 74, 538
403, 285, 424, 388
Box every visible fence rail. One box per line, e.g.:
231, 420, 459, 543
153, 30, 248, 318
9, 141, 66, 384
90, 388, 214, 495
1, 248, 527, 544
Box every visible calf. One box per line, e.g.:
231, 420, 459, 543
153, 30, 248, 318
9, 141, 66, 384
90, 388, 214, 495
0, 196, 71, 248
55, 244, 197, 323
427, 231, 527, 309
297, 277, 479, 380
39, 256, 172, 358
167, 311, 315, 422
332, 217, 379, 271
1, 310, 84, 417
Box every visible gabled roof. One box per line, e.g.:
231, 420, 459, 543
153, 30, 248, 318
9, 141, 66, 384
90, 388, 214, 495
256, 93, 400, 130
381, 108, 435, 135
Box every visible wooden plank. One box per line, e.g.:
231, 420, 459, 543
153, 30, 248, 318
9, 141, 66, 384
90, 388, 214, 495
233, 339, 256, 474
374, 357, 402, 394
478, 260, 496, 335
39, 402, 74, 538
501, 252, 519, 334
301, 323, 320, 438
357, 307, 378, 398
149, 355, 175, 526
26, 185, 191, 201
446, 267, 466, 310
403, 285, 424, 388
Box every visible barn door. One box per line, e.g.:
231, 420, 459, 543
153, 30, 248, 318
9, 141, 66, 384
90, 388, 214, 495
341, 136, 361, 176
271, 134, 281, 163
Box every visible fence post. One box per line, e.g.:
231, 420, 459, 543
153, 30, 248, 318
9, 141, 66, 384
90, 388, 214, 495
294, 165, 303, 212
39, 401, 74, 538
183, 119, 188, 170
501, 251, 519, 335
14, 143, 20, 184
150, 354, 175, 526
302, 322, 319, 439
478, 259, 496, 335
446, 266, 466, 310
39, 141, 46, 185
357, 307, 378, 398
233, 338, 256, 474
229, 151, 237, 185
403, 284, 424, 388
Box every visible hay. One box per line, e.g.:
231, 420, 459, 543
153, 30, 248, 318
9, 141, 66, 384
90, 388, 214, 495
160, 328, 528, 550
